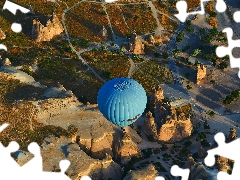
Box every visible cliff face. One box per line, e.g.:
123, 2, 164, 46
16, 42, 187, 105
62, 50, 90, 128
32, 13, 64, 42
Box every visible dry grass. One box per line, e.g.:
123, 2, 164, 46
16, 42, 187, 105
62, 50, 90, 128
184, 0, 202, 12
7, 0, 56, 16
120, 4, 157, 34
81, 49, 130, 80
205, 0, 218, 27
65, 2, 112, 42
132, 60, 174, 95
105, 4, 131, 37
158, 14, 179, 31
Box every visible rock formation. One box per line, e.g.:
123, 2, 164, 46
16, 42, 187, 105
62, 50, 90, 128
13, 150, 34, 166
196, 64, 206, 85
42, 82, 74, 98
40, 135, 123, 180
158, 114, 192, 142
1, 58, 11, 66
216, 156, 230, 172
124, 126, 142, 144
186, 154, 196, 169
114, 132, 142, 165
123, 164, 159, 180
0, 28, 6, 40
150, 84, 164, 110
227, 128, 238, 143
144, 84, 193, 143
189, 162, 218, 180
149, 35, 155, 45
32, 96, 119, 160
32, 13, 64, 42
98, 26, 108, 39
129, 32, 144, 54
143, 111, 158, 140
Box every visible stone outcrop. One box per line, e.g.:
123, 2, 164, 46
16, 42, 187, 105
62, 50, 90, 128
158, 114, 192, 142
1, 58, 11, 66
114, 132, 142, 165
227, 128, 238, 143
0, 28, 6, 40
150, 84, 164, 110
0, 59, 46, 88
189, 162, 218, 180
144, 84, 193, 143
13, 150, 34, 166
40, 136, 123, 180
43, 82, 74, 98
149, 35, 155, 45
123, 164, 159, 180
129, 32, 144, 54
124, 126, 142, 144
143, 111, 158, 140
32, 13, 64, 42
216, 156, 231, 172
196, 64, 206, 85
98, 26, 107, 39
32, 96, 118, 160
186, 154, 196, 169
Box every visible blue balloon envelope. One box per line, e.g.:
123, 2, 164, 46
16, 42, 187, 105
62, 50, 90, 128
97, 77, 147, 127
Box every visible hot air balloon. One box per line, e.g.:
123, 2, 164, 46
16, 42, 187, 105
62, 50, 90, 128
97, 77, 147, 127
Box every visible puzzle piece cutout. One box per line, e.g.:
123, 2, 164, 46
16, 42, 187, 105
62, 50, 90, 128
0, 124, 72, 179
170, 165, 190, 180
175, 0, 226, 22
0, 1, 30, 51
215, 27, 240, 78
1, 0, 240, 180
205, 132, 240, 180
155, 176, 165, 180
233, 11, 240, 23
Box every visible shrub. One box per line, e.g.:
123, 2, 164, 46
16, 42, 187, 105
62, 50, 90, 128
210, 80, 216, 84
201, 139, 210, 147
147, 135, 155, 142
186, 26, 194, 32
204, 120, 210, 129
162, 52, 169, 59
184, 140, 192, 147
196, 132, 206, 141
160, 144, 168, 151
154, 52, 160, 58
208, 111, 215, 117
218, 62, 228, 70
187, 85, 192, 89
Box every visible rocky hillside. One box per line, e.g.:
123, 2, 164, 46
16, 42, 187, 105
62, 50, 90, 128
0, 57, 146, 179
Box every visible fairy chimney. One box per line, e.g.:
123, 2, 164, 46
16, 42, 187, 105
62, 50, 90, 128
32, 13, 64, 42
196, 64, 206, 85
0, 28, 6, 40
129, 32, 144, 54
